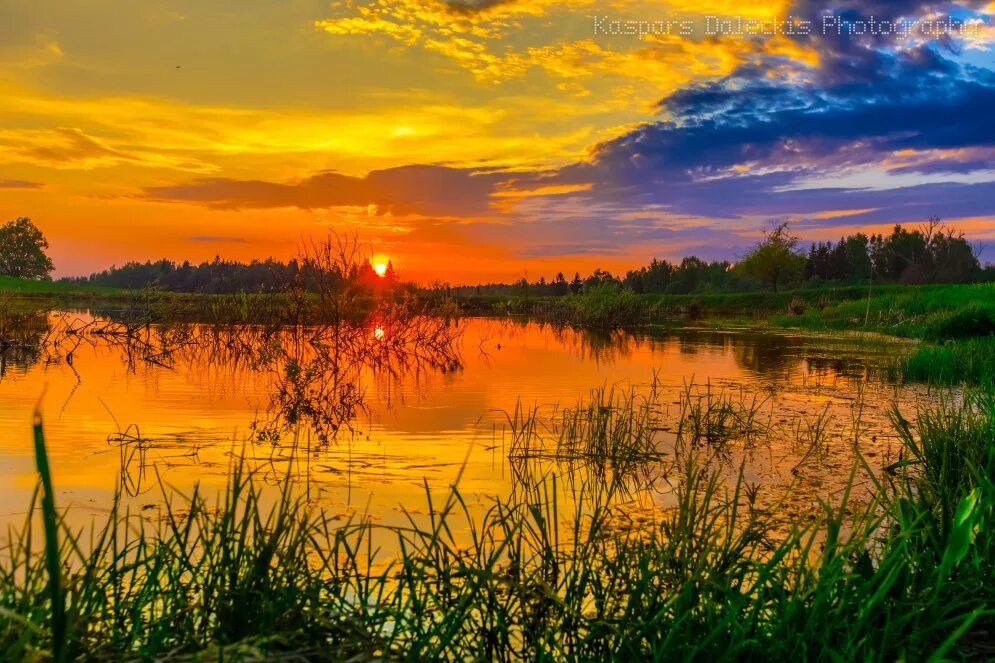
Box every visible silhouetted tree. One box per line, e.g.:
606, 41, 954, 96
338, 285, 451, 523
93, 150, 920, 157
569, 272, 583, 294
582, 268, 619, 292
552, 272, 569, 296
0, 217, 55, 280
383, 260, 400, 289
928, 225, 979, 283
842, 233, 872, 281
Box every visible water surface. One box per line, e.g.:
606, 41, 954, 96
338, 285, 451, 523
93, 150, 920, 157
0, 314, 927, 536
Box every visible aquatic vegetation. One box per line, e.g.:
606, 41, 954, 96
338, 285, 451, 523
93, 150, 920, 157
522, 284, 651, 328
674, 382, 771, 450
3, 385, 993, 660
901, 337, 995, 386
506, 384, 667, 495
507, 385, 662, 465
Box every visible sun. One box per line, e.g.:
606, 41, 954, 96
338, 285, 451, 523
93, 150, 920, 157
373, 261, 388, 277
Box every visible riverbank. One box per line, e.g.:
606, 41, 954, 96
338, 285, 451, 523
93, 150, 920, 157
0, 275, 126, 299
5, 277, 992, 384
454, 283, 995, 385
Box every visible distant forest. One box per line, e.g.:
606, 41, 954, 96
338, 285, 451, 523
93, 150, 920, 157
64, 223, 992, 296
64, 257, 400, 294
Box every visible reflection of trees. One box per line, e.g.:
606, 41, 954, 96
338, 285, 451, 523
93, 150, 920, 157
728, 332, 874, 383
6, 233, 465, 445
21, 309, 463, 446
0, 299, 50, 378
729, 333, 801, 379
0, 343, 43, 377
803, 356, 868, 382
477, 320, 880, 387
541, 322, 642, 364
245, 311, 463, 445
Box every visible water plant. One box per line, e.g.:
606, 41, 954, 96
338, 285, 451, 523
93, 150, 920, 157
1, 386, 993, 660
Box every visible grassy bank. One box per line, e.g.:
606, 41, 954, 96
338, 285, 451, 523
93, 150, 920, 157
0, 276, 125, 298
2, 388, 994, 660
767, 282, 995, 337
766, 283, 995, 385
470, 282, 994, 329
474, 283, 995, 385
6, 276, 993, 383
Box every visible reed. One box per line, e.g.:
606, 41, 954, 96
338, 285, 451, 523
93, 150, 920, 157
900, 337, 995, 385
2, 388, 993, 660
32, 411, 66, 662
674, 381, 771, 450
507, 385, 664, 465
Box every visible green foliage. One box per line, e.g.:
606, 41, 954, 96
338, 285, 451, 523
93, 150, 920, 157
0, 218, 55, 280
889, 391, 995, 522
870, 219, 979, 284
735, 222, 806, 292
563, 283, 645, 327
924, 305, 995, 341
902, 338, 995, 385
0, 275, 122, 296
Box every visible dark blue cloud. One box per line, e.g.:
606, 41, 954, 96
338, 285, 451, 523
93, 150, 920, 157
545, 0, 995, 229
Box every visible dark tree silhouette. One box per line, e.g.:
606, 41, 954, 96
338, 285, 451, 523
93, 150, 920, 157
0, 217, 55, 280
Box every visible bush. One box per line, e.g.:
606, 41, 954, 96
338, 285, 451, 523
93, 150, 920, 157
683, 300, 704, 321
566, 283, 646, 327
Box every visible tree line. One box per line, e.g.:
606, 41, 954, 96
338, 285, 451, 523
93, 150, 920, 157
731, 219, 983, 293
62, 256, 401, 294
1, 216, 990, 295
442, 220, 988, 298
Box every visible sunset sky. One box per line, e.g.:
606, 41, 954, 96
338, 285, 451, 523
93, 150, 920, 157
2, 0, 994, 282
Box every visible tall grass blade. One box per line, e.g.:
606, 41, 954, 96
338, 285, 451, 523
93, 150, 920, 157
32, 410, 67, 662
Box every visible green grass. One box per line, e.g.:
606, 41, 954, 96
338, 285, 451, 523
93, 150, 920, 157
0, 276, 125, 298
478, 282, 995, 385
640, 283, 881, 318
763, 283, 995, 385
768, 283, 995, 338
3, 386, 994, 660
901, 338, 995, 386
